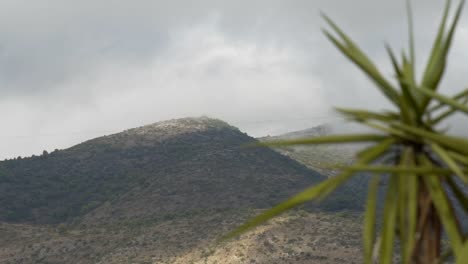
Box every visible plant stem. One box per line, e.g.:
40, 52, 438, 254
412, 177, 441, 264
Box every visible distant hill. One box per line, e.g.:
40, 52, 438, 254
0, 117, 324, 224
258, 124, 355, 177
259, 124, 332, 141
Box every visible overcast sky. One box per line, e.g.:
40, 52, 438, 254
0, 0, 467, 159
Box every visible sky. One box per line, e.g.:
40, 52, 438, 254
0, 0, 467, 159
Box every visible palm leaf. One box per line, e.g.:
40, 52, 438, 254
406, 0, 416, 71
392, 122, 468, 155
415, 86, 468, 114
418, 0, 450, 94
420, 156, 464, 257
322, 15, 400, 105
446, 176, 468, 213
397, 173, 408, 262
386, 45, 419, 119
362, 121, 417, 141
419, 0, 464, 110
448, 150, 468, 166
405, 159, 418, 263
342, 165, 452, 175
336, 107, 400, 122
379, 176, 398, 264
429, 96, 468, 125
399, 147, 418, 264
386, 44, 403, 77
223, 173, 352, 240
258, 134, 387, 147
429, 88, 468, 112
363, 174, 380, 264
457, 242, 468, 264
431, 143, 468, 183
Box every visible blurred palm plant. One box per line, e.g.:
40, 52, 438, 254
227, 0, 468, 263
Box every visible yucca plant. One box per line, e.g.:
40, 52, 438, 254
227, 1, 468, 263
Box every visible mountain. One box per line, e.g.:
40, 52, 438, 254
0, 117, 371, 264
2, 120, 462, 263
260, 124, 332, 141
0, 117, 324, 224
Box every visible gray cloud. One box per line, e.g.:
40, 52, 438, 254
0, 0, 467, 158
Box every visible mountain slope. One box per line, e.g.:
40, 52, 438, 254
0, 117, 324, 224
0, 210, 364, 264
0, 118, 378, 264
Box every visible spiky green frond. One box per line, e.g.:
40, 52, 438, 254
363, 175, 380, 264
257, 133, 387, 147
321, 14, 400, 105
419, 156, 464, 257
416, 86, 468, 114
379, 177, 398, 264
420, 0, 465, 110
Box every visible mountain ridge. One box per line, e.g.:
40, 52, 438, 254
0, 117, 373, 264
0, 116, 324, 224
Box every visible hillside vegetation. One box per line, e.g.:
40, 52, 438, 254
0, 117, 369, 263
0, 210, 364, 264
0, 117, 323, 224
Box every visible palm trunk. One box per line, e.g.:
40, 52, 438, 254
412, 180, 441, 264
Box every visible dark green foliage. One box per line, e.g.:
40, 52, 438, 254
0, 118, 325, 224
